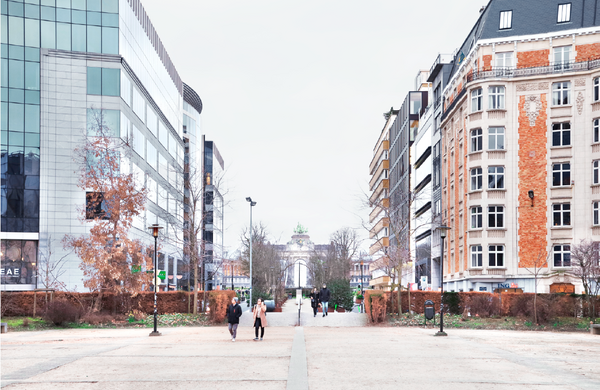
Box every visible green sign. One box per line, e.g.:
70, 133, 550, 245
158, 271, 166, 280
131, 265, 141, 274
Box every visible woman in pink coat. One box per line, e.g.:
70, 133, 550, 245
252, 298, 268, 341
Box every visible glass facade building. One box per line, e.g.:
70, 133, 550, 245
1, 0, 203, 291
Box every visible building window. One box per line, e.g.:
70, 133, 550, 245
488, 206, 504, 228
471, 88, 483, 112
553, 244, 571, 267
488, 245, 505, 267
594, 161, 600, 185
553, 203, 571, 226
594, 202, 599, 226
488, 127, 505, 150
87, 67, 120, 96
488, 86, 505, 109
557, 3, 571, 23
471, 167, 483, 191
499, 10, 512, 29
554, 46, 571, 71
471, 206, 483, 229
471, 129, 483, 152
552, 82, 571, 106
594, 119, 600, 143
488, 166, 505, 189
552, 122, 571, 146
495, 52, 513, 68
552, 163, 571, 187
471, 245, 483, 268
594, 78, 600, 102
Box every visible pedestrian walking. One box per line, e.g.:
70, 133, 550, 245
310, 287, 320, 317
252, 298, 268, 341
319, 284, 331, 317
226, 297, 242, 342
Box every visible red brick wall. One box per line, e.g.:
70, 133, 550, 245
575, 43, 600, 61
517, 50, 550, 68
517, 95, 548, 267
482, 54, 492, 71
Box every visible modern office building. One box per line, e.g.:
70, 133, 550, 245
201, 136, 224, 290
410, 69, 433, 290
439, 0, 600, 293
389, 90, 428, 287
1, 0, 204, 291
427, 54, 454, 290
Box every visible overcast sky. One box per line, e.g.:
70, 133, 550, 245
140, 0, 487, 255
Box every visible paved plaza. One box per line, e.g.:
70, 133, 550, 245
1, 301, 599, 389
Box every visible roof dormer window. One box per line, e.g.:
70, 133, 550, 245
499, 10, 512, 30
558, 3, 571, 23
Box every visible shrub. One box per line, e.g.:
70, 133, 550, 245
468, 294, 501, 317
328, 278, 354, 310
368, 293, 387, 323
208, 291, 236, 323
43, 300, 81, 326
251, 290, 273, 306
442, 292, 461, 315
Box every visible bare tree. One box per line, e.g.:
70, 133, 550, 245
570, 240, 600, 321
328, 228, 359, 280
37, 236, 71, 300
365, 186, 422, 315
521, 244, 550, 325
240, 223, 286, 304
162, 143, 229, 313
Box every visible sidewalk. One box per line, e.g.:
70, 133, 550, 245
239, 298, 367, 327
2, 326, 599, 389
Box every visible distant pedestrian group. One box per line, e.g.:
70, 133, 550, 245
310, 284, 331, 317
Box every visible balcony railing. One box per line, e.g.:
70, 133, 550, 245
466, 59, 600, 83
442, 58, 600, 121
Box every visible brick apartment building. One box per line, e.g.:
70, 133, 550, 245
439, 0, 600, 293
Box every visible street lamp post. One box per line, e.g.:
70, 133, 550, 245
246, 197, 256, 307
435, 225, 451, 337
231, 262, 234, 291
360, 260, 364, 296
148, 223, 163, 337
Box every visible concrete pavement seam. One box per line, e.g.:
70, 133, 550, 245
286, 327, 309, 390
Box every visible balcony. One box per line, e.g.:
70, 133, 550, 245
369, 160, 389, 190
369, 237, 389, 256
369, 140, 389, 174
369, 179, 389, 204
466, 59, 600, 83
369, 198, 389, 223
369, 217, 389, 239
443, 58, 600, 121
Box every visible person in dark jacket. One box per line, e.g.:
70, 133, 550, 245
226, 297, 242, 341
310, 287, 320, 317
319, 284, 331, 317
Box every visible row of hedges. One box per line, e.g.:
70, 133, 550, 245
365, 290, 600, 323
1, 291, 236, 323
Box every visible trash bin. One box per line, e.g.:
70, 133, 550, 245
264, 300, 275, 312
424, 300, 435, 325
